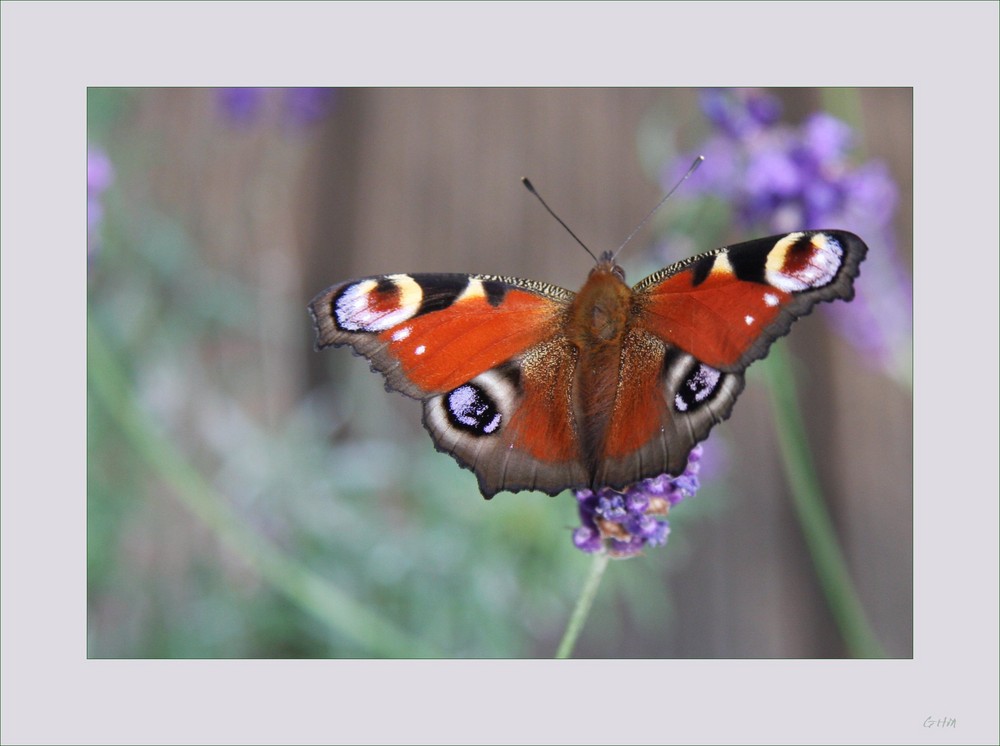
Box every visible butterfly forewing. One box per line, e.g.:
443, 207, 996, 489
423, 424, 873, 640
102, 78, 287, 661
635, 231, 868, 371
310, 273, 573, 397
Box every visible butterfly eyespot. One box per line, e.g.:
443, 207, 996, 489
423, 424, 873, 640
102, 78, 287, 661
674, 362, 722, 413
445, 383, 503, 436
333, 275, 423, 333
765, 233, 844, 293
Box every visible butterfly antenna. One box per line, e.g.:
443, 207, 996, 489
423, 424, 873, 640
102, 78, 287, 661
521, 177, 600, 264
611, 154, 705, 261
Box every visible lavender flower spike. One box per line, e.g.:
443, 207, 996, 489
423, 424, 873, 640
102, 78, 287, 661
573, 444, 703, 558
87, 146, 114, 261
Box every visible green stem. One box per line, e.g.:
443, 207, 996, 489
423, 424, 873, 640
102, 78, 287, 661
88, 316, 438, 657
555, 552, 611, 658
763, 346, 886, 658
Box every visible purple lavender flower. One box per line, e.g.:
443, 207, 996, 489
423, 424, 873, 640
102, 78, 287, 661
665, 88, 911, 382
282, 88, 338, 129
700, 88, 781, 139
217, 87, 337, 131
88, 146, 114, 261
800, 112, 853, 164
572, 445, 703, 558
217, 87, 265, 126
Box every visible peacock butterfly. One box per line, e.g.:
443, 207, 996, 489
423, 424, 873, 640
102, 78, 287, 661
309, 229, 867, 498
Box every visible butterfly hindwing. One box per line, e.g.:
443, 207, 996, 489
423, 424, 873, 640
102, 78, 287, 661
423, 346, 589, 497
594, 334, 745, 488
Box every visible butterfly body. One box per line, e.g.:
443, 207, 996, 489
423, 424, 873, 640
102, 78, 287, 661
565, 255, 633, 470
310, 230, 867, 498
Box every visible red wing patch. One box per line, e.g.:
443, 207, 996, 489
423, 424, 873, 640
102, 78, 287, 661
602, 329, 668, 459
502, 337, 579, 464
640, 269, 790, 369
380, 286, 563, 394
